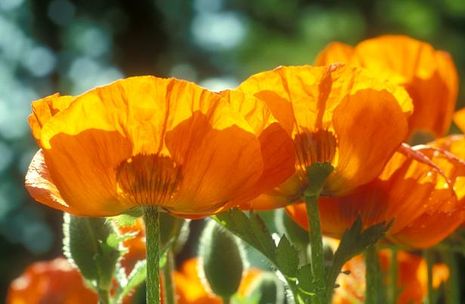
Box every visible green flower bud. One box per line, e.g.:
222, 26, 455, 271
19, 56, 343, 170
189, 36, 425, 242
199, 220, 244, 300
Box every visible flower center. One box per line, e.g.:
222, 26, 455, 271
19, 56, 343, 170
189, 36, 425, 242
294, 129, 337, 170
116, 154, 182, 206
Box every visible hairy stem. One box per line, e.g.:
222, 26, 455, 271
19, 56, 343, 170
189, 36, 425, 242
144, 207, 161, 304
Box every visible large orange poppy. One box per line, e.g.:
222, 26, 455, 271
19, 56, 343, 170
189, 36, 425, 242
25, 76, 294, 217
287, 144, 465, 248
316, 35, 459, 138
236, 64, 412, 209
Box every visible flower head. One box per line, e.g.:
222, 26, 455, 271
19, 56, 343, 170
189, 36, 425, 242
26, 76, 294, 217
287, 144, 465, 248
316, 35, 459, 138
236, 64, 412, 208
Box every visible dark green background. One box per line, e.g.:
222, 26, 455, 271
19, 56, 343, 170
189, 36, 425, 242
1, 0, 464, 298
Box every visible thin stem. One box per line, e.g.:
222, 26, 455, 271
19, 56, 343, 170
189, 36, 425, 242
442, 250, 460, 304
365, 245, 382, 304
163, 250, 176, 304
144, 206, 161, 304
222, 297, 232, 304
389, 247, 398, 304
97, 289, 110, 304
424, 250, 434, 304
304, 190, 325, 304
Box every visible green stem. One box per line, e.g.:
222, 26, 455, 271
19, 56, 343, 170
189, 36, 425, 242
144, 207, 161, 304
163, 250, 176, 304
97, 289, 110, 304
304, 190, 325, 304
222, 297, 231, 304
389, 247, 398, 304
442, 250, 460, 304
365, 245, 382, 304
424, 250, 434, 304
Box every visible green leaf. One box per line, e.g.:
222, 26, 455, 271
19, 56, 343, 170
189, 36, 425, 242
336, 217, 390, 260
214, 209, 276, 261
276, 235, 299, 276
325, 217, 390, 299
297, 264, 313, 294
114, 260, 147, 303
63, 213, 121, 291
280, 211, 309, 249
305, 162, 334, 195
111, 213, 139, 228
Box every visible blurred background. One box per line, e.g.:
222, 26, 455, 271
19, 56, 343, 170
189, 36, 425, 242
0, 0, 464, 297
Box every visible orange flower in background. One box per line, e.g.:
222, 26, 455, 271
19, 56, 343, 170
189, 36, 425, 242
288, 144, 465, 248
119, 218, 146, 274
316, 35, 459, 138
6, 258, 97, 304
332, 251, 449, 304
173, 258, 261, 304
25, 76, 294, 217
236, 64, 412, 208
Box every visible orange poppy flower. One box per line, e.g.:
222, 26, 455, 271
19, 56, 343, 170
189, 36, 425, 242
332, 251, 449, 304
236, 64, 412, 208
316, 35, 459, 138
287, 144, 465, 248
173, 258, 261, 304
6, 258, 97, 304
25, 76, 294, 217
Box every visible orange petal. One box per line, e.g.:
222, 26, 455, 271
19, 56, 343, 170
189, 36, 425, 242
165, 112, 263, 214
392, 146, 465, 248
314, 42, 356, 66
25, 150, 75, 214
453, 108, 465, 134
220, 90, 296, 209
28, 93, 73, 142
42, 130, 132, 216
317, 35, 458, 137
326, 89, 408, 195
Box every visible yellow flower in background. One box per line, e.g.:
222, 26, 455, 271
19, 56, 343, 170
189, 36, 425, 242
316, 35, 459, 139
236, 64, 412, 208
25, 76, 294, 217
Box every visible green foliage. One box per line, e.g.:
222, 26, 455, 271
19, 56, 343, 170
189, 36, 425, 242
215, 209, 275, 261
280, 210, 309, 249
276, 235, 299, 276
63, 213, 121, 292
199, 220, 244, 299
114, 260, 147, 304
325, 217, 391, 301
215, 209, 302, 300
